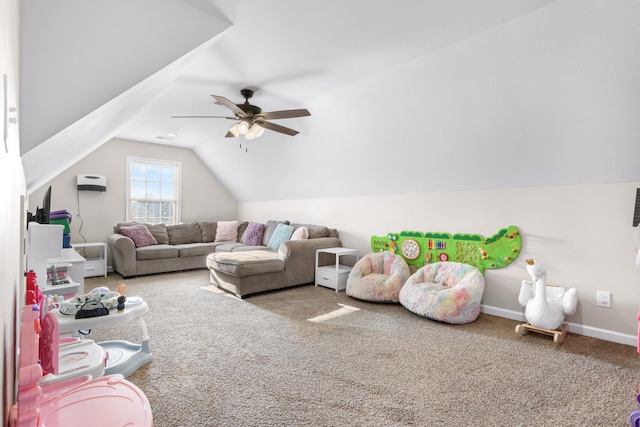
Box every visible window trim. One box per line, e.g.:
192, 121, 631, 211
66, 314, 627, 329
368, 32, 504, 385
126, 156, 182, 224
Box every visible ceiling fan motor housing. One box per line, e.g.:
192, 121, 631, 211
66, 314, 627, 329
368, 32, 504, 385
237, 88, 262, 116
237, 103, 262, 116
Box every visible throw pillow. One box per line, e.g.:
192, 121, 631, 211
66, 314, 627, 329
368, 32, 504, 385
267, 223, 294, 250
215, 220, 239, 242
290, 226, 309, 240
114, 222, 137, 233
199, 221, 217, 243
167, 222, 202, 245
120, 225, 158, 248
241, 222, 265, 246
262, 220, 290, 246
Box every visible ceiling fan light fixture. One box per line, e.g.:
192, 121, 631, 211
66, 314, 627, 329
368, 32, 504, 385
237, 119, 251, 135
246, 123, 265, 140
228, 123, 240, 137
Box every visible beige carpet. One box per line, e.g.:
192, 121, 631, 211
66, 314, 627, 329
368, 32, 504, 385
83, 270, 640, 426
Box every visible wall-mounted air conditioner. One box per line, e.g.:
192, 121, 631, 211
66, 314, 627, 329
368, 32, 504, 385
77, 174, 107, 192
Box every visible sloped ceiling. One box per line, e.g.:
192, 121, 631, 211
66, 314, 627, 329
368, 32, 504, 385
20, 0, 640, 201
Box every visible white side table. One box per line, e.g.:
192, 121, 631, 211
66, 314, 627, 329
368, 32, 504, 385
72, 242, 107, 277
315, 247, 360, 292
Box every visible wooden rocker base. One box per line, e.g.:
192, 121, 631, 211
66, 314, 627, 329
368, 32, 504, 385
515, 322, 569, 344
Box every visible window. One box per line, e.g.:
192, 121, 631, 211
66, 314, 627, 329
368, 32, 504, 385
126, 156, 181, 225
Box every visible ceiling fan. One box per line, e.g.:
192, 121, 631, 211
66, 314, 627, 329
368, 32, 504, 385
172, 88, 310, 141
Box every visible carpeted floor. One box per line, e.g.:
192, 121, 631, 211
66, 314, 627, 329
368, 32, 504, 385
84, 270, 640, 426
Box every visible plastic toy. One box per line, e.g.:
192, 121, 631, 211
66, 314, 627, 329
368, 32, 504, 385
515, 259, 578, 343
371, 225, 521, 273
9, 302, 152, 426
630, 392, 640, 426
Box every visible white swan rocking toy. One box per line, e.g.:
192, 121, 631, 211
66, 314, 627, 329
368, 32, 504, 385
516, 259, 578, 343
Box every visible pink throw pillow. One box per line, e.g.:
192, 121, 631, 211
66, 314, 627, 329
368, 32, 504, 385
215, 220, 239, 242
290, 226, 309, 240
120, 225, 158, 248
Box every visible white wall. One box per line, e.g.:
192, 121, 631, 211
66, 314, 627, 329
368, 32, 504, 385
1, 0, 26, 423
200, 0, 640, 203
29, 138, 237, 263
240, 181, 640, 344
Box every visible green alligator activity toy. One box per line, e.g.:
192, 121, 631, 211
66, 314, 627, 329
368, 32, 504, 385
370, 225, 521, 273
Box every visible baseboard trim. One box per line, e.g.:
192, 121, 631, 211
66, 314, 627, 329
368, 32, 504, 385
480, 304, 637, 348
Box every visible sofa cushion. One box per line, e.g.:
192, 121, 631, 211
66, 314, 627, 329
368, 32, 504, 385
214, 242, 246, 252
290, 223, 330, 239
136, 244, 179, 260
237, 221, 249, 242
231, 245, 270, 252
208, 251, 284, 277
262, 220, 289, 246
175, 243, 217, 257
267, 223, 294, 250
120, 225, 158, 248
241, 222, 265, 246
199, 221, 217, 243
215, 220, 239, 242
290, 226, 309, 240
167, 222, 202, 245
145, 223, 169, 244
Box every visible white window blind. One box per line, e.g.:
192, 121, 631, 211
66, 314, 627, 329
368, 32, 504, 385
126, 156, 181, 224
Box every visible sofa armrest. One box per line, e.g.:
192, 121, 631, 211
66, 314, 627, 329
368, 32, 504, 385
108, 233, 137, 277
278, 237, 342, 286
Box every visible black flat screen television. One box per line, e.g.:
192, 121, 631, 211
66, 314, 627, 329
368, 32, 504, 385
27, 185, 51, 224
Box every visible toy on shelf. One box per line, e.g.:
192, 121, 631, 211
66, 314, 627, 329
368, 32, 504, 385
370, 225, 521, 273
515, 259, 578, 344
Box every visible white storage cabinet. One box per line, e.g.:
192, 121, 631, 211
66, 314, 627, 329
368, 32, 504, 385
315, 247, 360, 292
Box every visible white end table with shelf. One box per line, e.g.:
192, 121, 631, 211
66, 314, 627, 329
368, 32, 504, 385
72, 242, 107, 277
315, 247, 360, 292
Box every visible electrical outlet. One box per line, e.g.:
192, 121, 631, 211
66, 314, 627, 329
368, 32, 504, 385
596, 291, 611, 308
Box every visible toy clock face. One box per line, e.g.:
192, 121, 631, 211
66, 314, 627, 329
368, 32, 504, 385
401, 239, 420, 260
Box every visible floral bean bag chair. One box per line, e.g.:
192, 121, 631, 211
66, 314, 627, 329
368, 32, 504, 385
346, 252, 410, 303
399, 262, 484, 324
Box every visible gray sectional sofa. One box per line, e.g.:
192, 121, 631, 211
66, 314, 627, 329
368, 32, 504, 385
108, 220, 341, 297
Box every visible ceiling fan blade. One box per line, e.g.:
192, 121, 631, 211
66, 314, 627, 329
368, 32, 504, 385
224, 131, 237, 138
211, 95, 247, 118
171, 115, 236, 119
257, 120, 300, 136
257, 109, 311, 120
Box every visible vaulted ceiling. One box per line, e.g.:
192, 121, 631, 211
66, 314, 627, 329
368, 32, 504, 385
20, 0, 640, 201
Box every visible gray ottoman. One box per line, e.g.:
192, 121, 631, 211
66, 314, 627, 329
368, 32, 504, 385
206, 250, 286, 298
